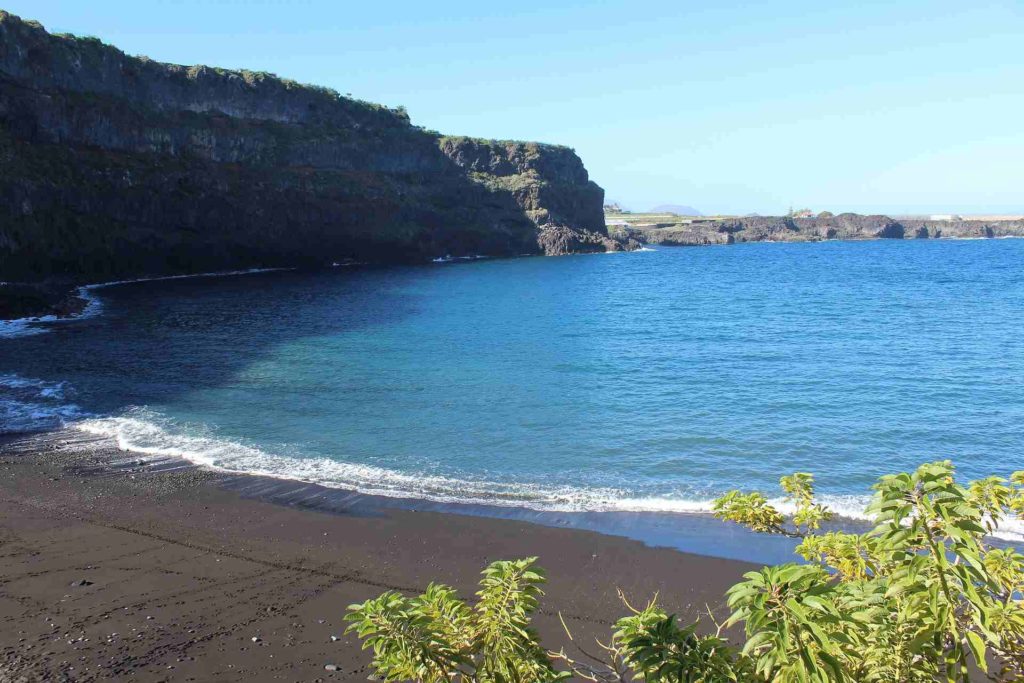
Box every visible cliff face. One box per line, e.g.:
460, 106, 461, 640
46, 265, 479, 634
437, 136, 623, 255
0, 11, 616, 289
614, 213, 1024, 247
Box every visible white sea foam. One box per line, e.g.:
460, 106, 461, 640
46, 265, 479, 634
77, 410, 629, 509
0, 408, 999, 542
432, 255, 489, 263
70, 409, 900, 532
0, 318, 52, 339
0, 374, 89, 434
0, 267, 289, 339
597, 493, 877, 525
939, 236, 1019, 242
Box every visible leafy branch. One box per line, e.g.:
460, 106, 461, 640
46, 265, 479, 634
346, 462, 1024, 682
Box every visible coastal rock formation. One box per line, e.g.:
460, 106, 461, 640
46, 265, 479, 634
613, 213, 1024, 247
0, 11, 619, 311
0, 282, 87, 319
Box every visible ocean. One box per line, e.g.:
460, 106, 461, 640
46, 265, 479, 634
3, 238, 1024, 543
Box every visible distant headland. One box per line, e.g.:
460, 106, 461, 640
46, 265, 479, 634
607, 209, 1024, 246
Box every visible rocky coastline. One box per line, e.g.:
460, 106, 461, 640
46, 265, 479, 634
611, 212, 1024, 247
0, 11, 628, 320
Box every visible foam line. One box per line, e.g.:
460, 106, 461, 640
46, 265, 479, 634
0, 374, 88, 434
1, 267, 290, 339
72, 410, 1024, 542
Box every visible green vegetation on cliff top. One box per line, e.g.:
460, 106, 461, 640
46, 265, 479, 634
0, 9, 571, 153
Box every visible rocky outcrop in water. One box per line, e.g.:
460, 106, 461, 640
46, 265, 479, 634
612, 213, 1024, 247
0, 11, 620, 314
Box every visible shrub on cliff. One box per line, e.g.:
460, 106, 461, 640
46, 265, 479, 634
345, 462, 1024, 682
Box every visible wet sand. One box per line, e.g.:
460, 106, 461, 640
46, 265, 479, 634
0, 433, 760, 682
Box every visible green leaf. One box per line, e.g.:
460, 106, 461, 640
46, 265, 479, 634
965, 630, 988, 672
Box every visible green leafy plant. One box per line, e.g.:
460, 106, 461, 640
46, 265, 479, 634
713, 461, 1024, 681
554, 592, 752, 682
347, 462, 1024, 682
712, 472, 833, 537
345, 557, 565, 683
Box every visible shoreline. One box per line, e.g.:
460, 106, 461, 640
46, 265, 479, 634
23, 421, 1023, 558
0, 430, 760, 682
0, 267, 296, 339
7, 427, 806, 566
5, 230, 1024, 330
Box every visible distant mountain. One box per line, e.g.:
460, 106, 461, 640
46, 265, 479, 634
650, 204, 701, 216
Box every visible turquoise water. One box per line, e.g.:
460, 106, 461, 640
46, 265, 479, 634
3, 239, 1024, 521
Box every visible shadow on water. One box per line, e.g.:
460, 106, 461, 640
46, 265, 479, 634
0, 266, 428, 415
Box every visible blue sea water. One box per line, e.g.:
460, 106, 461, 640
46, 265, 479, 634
3, 239, 1024, 524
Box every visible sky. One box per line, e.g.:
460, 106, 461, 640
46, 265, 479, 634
10, 1, 1024, 216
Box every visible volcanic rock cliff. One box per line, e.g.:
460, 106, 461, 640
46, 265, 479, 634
0, 10, 621, 307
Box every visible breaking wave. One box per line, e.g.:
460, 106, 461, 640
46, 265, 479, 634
0, 395, 1013, 543
0, 374, 90, 434
66, 409, 1024, 542
75, 409, 891, 527
78, 410, 631, 509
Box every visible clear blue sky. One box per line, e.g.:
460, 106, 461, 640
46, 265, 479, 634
11, 1, 1023, 215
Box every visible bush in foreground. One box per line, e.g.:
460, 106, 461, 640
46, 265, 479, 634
346, 461, 1024, 681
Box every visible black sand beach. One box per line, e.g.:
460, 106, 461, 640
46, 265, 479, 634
0, 432, 759, 682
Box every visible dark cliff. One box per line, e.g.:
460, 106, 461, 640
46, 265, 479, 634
613, 213, 1024, 247
0, 11, 619, 302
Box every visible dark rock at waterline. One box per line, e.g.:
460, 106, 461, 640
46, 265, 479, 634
537, 224, 641, 255
0, 10, 628, 315
0, 282, 87, 320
